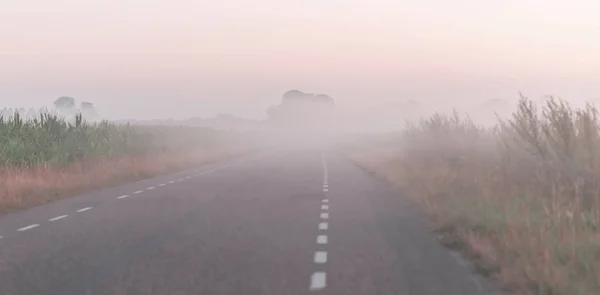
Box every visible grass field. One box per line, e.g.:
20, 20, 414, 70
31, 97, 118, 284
0, 110, 256, 212
345, 96, 600, 295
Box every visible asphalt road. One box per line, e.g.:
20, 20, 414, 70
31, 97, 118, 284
0, 148, 501, 295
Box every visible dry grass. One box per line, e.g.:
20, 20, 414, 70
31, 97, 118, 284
0, 147, 250, 213
0, 110, 259, 212
345, 96, 600, 295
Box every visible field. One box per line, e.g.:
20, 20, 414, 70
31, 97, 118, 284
0, 111, 256, 212
345, 96, 600, 295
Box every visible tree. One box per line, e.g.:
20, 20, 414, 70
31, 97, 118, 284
267, 89, 335, 130
80, 101, 98, 119
313, 94, 334, 105
54, 96, 75, 109
282, 90, 310, 101
80, 101, 94, 110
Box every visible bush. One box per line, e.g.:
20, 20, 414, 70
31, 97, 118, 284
351, 95, 600, 294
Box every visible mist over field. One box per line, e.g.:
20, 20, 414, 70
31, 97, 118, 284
3, 1, 600, 294
3, 0, 600, 131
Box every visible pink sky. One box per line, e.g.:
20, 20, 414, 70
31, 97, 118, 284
1, 0, 599, 119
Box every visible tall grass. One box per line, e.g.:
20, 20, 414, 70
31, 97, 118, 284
0, 110, 229, 167
347, 96, 600, 295
0, 109, 254, 212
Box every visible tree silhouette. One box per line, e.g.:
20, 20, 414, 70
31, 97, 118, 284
314, 94, 334, 104
267, 90, 334, 130
80, 101, 98, 119
54, 96, 75, 110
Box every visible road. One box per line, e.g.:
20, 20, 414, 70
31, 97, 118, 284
0, 148, 500, 295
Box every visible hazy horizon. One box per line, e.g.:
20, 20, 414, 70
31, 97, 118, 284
2, 0, 599, 120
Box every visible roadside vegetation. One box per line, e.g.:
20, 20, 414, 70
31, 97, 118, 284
345, 96, 600, 295
0, 109, 255, 212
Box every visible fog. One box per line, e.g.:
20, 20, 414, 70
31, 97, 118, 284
2, 0, 600, 134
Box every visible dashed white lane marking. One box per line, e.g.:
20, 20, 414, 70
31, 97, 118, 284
0, 158, 268, 241
314, 251, 328, 264
49, 215, 68, 222
18, 224, 40, 232
310, 151, 330, 292
317, 235, 328, 245
310, 272, 327, 291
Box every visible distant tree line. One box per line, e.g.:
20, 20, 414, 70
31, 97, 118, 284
267, 90, 334, 129
53, 96, 98, 120
0, 96, 99, 122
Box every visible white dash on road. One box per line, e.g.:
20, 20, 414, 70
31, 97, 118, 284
117, 195, 129, 199
323, 189, 328, 192
321, 205, 329, 210
147, 186, 155, 190
310, 272, 327, 291
134, 190, 144, 194
169, 181, 176, 184
320, 213, 329, 219
317, 235, 328, 244
323, 184, 328, 187
314, 251, 328, 264
18, 224, 40, 232
77, 207, 92, 212
159, 183, 166, 186
322, 199, 329, 203
319, 222, 329, 230
49, 215, 68, 222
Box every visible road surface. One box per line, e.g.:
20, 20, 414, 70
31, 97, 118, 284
0, 148, 500, 295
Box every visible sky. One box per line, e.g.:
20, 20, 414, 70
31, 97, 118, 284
1, 0, 599, 120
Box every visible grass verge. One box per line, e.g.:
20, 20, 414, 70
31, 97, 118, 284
0, 147, 251, 213
0, 110, 259, 213
343, 96, 600, 295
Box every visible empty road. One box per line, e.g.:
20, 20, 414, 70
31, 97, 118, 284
0, 148, 500, 295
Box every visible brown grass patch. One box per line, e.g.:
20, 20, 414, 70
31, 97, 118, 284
344, 96, 600, 295
0, 147, 250, 213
